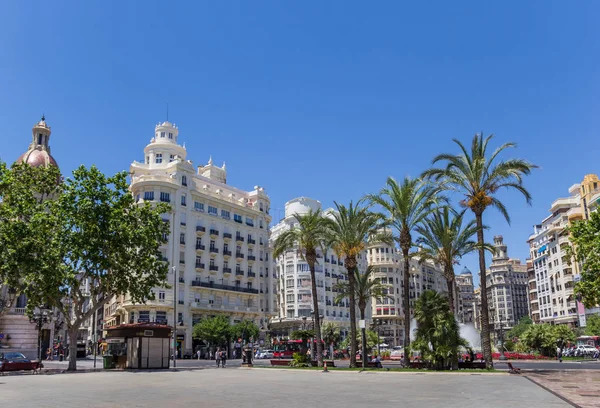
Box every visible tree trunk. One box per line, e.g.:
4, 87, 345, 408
360, 307, 367, 370
401, 227, 411, 367
475, 213, 493, 368
68, 325, 79, 371
345, 257, 358, 368
307, 254, 323, 367
445, 266, 455, 314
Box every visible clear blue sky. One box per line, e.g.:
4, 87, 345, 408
1, 1, 599, 286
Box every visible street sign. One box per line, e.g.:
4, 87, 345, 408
358, 320, 366, 329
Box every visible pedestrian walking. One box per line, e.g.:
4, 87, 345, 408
221, 349, 227, 368
215, 348, 221, 368
556, 346, 563, 363
197, 349, 201, 360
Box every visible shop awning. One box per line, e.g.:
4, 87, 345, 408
538, 245, 547, 253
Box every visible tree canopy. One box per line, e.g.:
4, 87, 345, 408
584, 314, 600, 336
230, 319, 260, 342
192, 316, 231, 346
568, 210, 600, 307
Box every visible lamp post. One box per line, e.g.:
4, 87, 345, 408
498, 315, 507, 361
29, 308, 51, 360
374, 319, 382, 357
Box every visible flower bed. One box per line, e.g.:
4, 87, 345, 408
469, 352, 549, 360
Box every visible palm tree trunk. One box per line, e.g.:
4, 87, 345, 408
307, 255, 323, 367
475, 213, 492, 368
401, 227, 411, 368
445, 266, 455, 313
346, 258, 358, 368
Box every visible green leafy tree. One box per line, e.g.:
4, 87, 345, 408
0, 162, 62, 313
7, 165, 169, 371
367, 177, 440, 367
321, 321, 341, 357
415, 207, 488, 312
356, 329, 379, 354
552, 324, 576, 348
290, 329, 315, 356
273, 210, 330, 367
584, 315, 600, 336
412, 290, 467, 369
231, 319, 260, 343
324, 200, 386, 368
568, 211, 600, 307
506, 316, 533, 340
520, 324, 556, 356
423, 133, 537, 368
192, 316, 231, 347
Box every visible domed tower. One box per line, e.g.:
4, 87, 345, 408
143, 121, 187, 167
16, 116, 59, 169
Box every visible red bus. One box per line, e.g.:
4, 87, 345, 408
272, 339, 325, 359
577, 336, 600, 348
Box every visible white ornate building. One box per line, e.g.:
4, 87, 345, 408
270, 197, 368, 338
456, 266, 475, 323
367, 241, 449, 347
103, 121, 275, 357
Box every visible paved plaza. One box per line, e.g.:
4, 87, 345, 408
1, 368, 573, 408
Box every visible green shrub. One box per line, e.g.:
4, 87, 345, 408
288, 352, 310, 367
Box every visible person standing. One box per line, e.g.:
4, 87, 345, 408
197, 349, 201, 361
221, 348, 227, 368
556, 346, 563, 363
215, 348, 221, 368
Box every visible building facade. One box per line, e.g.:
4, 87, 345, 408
103, 121, 275, 357
367, 241, 449, 347
270, 197, 367, 339
456, 266, 475, 323
0, 117, 60, 359
526, 175, 600, 327
486, 236, 529, 334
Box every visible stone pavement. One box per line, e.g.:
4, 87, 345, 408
525, 370, 600, 408
1, 367, 571, 408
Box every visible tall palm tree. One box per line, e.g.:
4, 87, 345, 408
367, 176, 439, 367
423, 133, 536, 368
415, 207, 488, 313
325, 201, 386, 367
273, 209, 330, 367
334, 266, 389, 367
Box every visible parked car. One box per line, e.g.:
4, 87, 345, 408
576, 345, 597, 356
0, 352, 43, 374
257, 349, 274, 359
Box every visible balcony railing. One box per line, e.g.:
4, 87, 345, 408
195, 244, 205, 250
236, 252, 245, 259
236, 236, 244, 242
235, 269, 244, 277
247, 255, 256, 261
195, 263, 205, 269
223, 233, 232, 239
209, 265, 219, 271
248, 272, 256, 278
248, 239, 256, 245
196, 226, 206, 232
210, 229, 219, 236
223, 267, 232, 274
223, 250, 232, 256
209, 247, 219, 254
191, 280, 259, 294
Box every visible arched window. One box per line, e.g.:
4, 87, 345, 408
182, 175, 187, 186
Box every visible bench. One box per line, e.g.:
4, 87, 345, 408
458, 362, 487, 370
269, 359, 336, 367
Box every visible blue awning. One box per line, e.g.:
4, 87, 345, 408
538, 244, 547, 253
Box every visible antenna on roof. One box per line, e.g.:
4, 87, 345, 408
166, 102, 169, 121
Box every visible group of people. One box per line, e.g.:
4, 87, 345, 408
212, 348, 227, 368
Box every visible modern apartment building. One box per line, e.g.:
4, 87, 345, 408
456, 266, 475, 323
103, 121, 275, 357
367, 241, 449, 347
486, 236, 529, 333
270, 197, 367, 339
527, 174, 600, 327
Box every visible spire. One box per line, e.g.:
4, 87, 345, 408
208, 155, 213, 165
222, 161, 226, 170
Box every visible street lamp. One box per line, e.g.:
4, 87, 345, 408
29, 308, 51, 360
498, 315, 507, 361
374, 318, 383, 356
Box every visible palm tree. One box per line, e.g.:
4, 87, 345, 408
415, 207, 488, 313
423, 133, 537, 368
273, 209, 330, 367
325, 201, 386, 367
334, 265, 389, 367
367, 176, 439, 367
413, 289, 467, 369
321, 321, 341, 358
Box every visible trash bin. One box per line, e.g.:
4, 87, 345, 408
103, 355, 113, 369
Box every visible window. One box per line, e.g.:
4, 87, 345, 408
160, 192, 170, 202
169, 132, 173, 139
182, 175, 187, 186
178, 312, 183, 323
156, 154, 163, 164
38, 134, 43, 145
194, 202, 204, 212
208, 205, 218, 215
181, 194, 186, 206
180, 233, 185, 245
160, 132, 166, 138
234, 214, 243, 223
221, 209, 230, 219
138, 310, 150, 323
158, 291, 165, 302
146, 156, 149, 164
144, 191, 154, 201
169, 155, 175, 162
246, 217, 254, 227
155, 311, 167, 324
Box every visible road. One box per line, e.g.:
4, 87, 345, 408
1, 364, 571, 408
43, 356, 600, 372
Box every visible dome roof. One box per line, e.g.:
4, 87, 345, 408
16, 148, 59, 169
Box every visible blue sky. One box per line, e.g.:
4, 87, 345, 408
1, 1, 599, 286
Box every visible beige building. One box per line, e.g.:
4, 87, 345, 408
103, 121, 275, 357
486, 236, 529, 334
527, 174, 599, 327
456, 266, 475, 323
